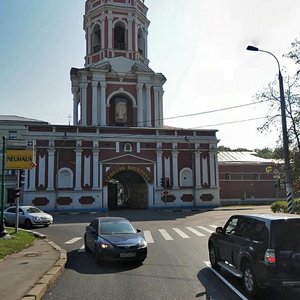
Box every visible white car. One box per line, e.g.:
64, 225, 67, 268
4, 206, 53, 229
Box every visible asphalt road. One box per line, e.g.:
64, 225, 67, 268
33, 206, 300, 300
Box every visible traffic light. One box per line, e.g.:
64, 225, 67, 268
160, 177, 165, 188
19, 170, 25, 187
8, 188, 21, 204
166, 177, 170, 188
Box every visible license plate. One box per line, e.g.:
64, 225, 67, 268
120, 252, 136, 258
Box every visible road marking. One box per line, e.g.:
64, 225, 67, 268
173, 228, 190, 238
204, 261, 248, 300
143, 230, 154, 243
78, 245, 85, 252
209, 225, 218, 229
158, 229, 174, 240
197, 226, 214, 234
65, 237, 82, 244
185, 227, 205, 237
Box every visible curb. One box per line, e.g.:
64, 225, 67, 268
21, 232, 67, 300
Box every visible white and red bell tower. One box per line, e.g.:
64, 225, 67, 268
71, 0, 166, 128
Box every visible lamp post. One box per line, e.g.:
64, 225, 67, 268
246, 45, 294, 213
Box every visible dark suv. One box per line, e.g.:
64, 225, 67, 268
208, 214, 300, 296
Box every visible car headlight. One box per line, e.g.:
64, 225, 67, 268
100, 242, 114, 249
138, 240, 147, 249
32, 216, 41, 221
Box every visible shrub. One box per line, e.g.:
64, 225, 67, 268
271, 199, 300, 214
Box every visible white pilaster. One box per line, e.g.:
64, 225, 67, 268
93, 147, 99, 189
159, 89, 164, 127
157, 146, 163, 187
92, 81, 98, 125
28, 151, 36, 191
72, 87, 79, 125
154, 87, 159, 127
47, 149, 55, 191
75, 143, 82, 190
84, 154, 91, 187
80, 82, 88, 126
195, 147, 201, 188
108, 14, 113, 49
172, 146, 179, 188
136, 83, 144, 127
128, 16, 133, 51
146, 84, 152, 127
100, 82, 107, 126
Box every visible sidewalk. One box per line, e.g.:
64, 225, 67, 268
0, 233, 66, 300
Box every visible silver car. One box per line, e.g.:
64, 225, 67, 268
4, 206, 53, 229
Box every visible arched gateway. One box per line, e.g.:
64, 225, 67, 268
105, 166, 152, 209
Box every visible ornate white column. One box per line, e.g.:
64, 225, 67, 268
92, 81, 98, 126
159, 89, 164, 127
153, 87, 159, 127
72, 87, 79, 125
146, 84, 152, 127
47, 148, 55, 191
136, 83, 144, 126
93, 144, 99, 190
100, 82, 107, 126
108, 14, 113, 49
100, 17, 105, 49
144, 29, 148, 58
80, 82, 88, 126
75, 143, 82, 190
128, 16, 133, 51
172, 145, 179, 188
156, 145, 163, 187
195, 147, 201, 188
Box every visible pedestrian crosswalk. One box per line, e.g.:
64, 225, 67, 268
64, 224, 219, 248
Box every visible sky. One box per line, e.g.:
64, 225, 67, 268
1, 0, 300, 150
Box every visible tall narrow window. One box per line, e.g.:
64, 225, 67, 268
114, 22, 126, 50
138, 28, 145, 55
92, 24, 101, 53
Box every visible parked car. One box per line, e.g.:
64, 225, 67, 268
4, 206, 53, 229
208, 214, 300, 296
84, 217, 147, 264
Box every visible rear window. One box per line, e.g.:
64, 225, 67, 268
272, 219, 300, 250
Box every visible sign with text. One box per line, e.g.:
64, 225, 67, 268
6, 150, 36, 169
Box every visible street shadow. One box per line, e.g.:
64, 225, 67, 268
65, 249, 144, 275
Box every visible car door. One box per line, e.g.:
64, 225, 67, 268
5, 207, 16, 225
86, 219, 99, 251
218, 216, 240, 264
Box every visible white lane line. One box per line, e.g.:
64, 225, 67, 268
172, 228, 190, 238
204, 261, 248, 300
65, 237, 82, 244
78, 245, 85, 252
143, 231, 154, 243
158, 229, 174, 240
197, 226, 214, 234
209, 225, 218, 229
185, 227, 205, 237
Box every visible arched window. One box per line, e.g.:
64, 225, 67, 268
124, 143, 132, 152
179, 168, 193, 187
57, 168, 73, 188
137, 28, 145, 55
114, 22, 126, 50
92, 24, 101, 53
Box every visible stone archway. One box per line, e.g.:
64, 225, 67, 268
107, 170, 148, 209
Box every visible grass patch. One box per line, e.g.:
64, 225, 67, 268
0, 228, 36, 260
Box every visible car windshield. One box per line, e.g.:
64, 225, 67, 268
274, 219, 300, 250
100, 220, 136, 235
26, 207, 42, 213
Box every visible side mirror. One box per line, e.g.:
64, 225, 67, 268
216, 227, 223, 234
136, 229, 141, 233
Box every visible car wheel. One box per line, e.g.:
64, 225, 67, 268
84, 235, 90, 252
209, 243, 220, 270
24, 219, 32, 229
242, 262, 259, 296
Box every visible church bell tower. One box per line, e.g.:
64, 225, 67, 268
71, 0, 166, 128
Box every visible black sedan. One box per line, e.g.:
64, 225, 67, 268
84, 217, 147, 263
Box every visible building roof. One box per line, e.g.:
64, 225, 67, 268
218, 151, 280, 164
0, 115, 49, 125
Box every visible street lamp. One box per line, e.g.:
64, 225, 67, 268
246, 45, 294, 213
